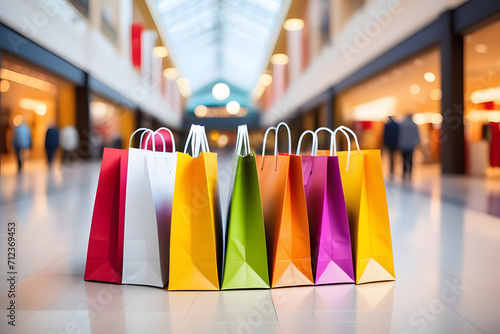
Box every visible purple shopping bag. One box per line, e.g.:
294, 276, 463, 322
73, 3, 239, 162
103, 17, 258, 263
298, 129, 354, 285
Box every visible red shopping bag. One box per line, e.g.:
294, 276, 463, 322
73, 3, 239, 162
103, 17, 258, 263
84, 148, 129, 283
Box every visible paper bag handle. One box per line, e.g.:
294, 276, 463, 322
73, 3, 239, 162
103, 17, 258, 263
154, 127, 176, 152
183, 125, 210, 157
296, 130, 317, 155
332, 126, 362, 171
274, 122, 292, 156
144, 130, 166, 152
261, 126, 276, 156
236, 125, 251, 156
129, 128, 153, 148
313, 127, 350, 156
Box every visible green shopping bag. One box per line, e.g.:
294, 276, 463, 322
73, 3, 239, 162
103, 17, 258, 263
221, 125, 270, 289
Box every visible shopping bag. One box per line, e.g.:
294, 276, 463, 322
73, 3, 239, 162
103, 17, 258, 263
84, 147, 128, 283
333, 126, 395, 284
222, 125, 270, 290
169, 125, 222, 290
122, 128, 177, 287
296, 128, 354, 285
255, 122, 314, 288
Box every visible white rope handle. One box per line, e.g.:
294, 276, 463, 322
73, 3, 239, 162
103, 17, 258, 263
155, 127, 176, 153
243, 125, 250, 154
129, 127, 152, 148
313, 127, 335, 156
274, 122, 292, 156
184, 125, 210, 157
261, 126, 276, 156
198, 126, 210, 154
332, 126, 362, 171
296, 130, 317, 155
314, 127, 351, 156
183, 124, 197, 155
333, 126, 361, 155
144, 130, 166, 152
236, 125, 251, 156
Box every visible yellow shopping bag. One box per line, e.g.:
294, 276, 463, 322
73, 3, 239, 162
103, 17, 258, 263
168, 125, 222, 290
332, 126, 395, 284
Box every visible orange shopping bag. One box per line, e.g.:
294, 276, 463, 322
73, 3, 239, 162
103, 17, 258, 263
255, 122, 314, 288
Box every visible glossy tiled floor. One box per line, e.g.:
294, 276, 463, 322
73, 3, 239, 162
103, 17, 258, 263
1, 157, 500, 334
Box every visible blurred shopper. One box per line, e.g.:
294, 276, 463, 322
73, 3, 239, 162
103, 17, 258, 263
384, 116, 399, 178
13, 121, 32, 172
398, 115, 420, 178
45, 125, 59, 166
60, 126, 79, 162
110, 132, 123, 149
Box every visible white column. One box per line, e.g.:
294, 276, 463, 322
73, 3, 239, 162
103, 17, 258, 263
152, 54, 162, 93
308, 0, 322, 60
118, 0, 133, 57
141, 30, 158, 88
287, 28, 303, 83
272, 64, 286, 105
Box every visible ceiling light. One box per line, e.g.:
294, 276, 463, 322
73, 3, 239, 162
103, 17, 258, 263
410, 84, 420, 95
209, 130, 220, 141
471, 86, 500, 104
1, 68, 56, 93
13, 115, 23, 126
176, 78, 191, 97
283, 18, 304, 31
0, 80, 10, 93
431, 113, 443, 124
90, 101, 110, 118
35, 104, 47, 116
271, 53, 289, 65
163, 68, 179, 80
424, 72, 435, 82
259, 73, 272, 87
194, 105, 208, 117
19, 98, 48, 115
353, 96, 397, 121
226, 101, 241, 115
153, 46, 168, 58
430, 89, 442, 100
212, 83, 230, 100
475, 44, 488, 54
412, 113, 426, 125
217, 134, 229, 148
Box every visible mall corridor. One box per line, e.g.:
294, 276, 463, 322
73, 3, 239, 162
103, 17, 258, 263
1, 0, 500, 333
1, 159, 500, 333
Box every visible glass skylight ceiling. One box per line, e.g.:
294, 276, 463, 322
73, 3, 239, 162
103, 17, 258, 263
151, 0, 284, 98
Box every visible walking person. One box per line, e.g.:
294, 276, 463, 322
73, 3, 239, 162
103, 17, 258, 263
13, 121, 32, 172
398, 114, 420, 178
384, 116, 399, 178
45, 125, 59, 166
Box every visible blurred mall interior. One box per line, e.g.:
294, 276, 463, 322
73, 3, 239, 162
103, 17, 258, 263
1, 0, 500, 333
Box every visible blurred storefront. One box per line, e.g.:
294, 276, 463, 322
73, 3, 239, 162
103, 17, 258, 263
0, 52, 76, 172
464, 18, 500, 177
89, 96, 136, 157
335, 47, 442, 172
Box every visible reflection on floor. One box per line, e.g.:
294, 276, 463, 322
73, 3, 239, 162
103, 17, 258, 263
0, 157, 499, 334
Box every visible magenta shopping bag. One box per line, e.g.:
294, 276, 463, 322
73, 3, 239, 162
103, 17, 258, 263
297, 129, 354, 285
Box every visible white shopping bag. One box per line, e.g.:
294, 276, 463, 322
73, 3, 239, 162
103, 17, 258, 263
122, 128, 177, 287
